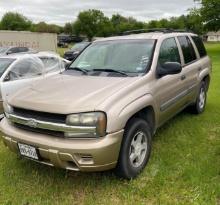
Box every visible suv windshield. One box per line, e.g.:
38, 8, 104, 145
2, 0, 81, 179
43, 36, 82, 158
69, 40, 155, 76
0, 58, 15, 77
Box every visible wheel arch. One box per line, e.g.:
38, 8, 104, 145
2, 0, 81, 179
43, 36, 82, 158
202, 74, 210, 91
124, 106, 156, 135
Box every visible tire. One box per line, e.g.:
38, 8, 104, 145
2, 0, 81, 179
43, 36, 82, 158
114, 118, 152, 179
190, 81, 207, 114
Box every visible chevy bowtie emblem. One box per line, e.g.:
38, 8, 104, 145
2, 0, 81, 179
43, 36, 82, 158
26, 119, 38, 128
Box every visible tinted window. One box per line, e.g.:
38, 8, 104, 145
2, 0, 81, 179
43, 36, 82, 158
158, 38, 181, 66
178, 36, 197, 64
192, 36, 207, 57
19, 47, 29, 52
9, 47, 19, 54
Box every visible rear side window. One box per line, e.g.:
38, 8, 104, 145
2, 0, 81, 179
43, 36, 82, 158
191, 36, 207, 58
19, 47, 29, 52
158, 38, 181, 66
9, 47, 19, 54
178, 36, 197, 64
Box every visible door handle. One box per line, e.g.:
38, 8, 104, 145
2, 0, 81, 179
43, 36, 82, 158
181, 75, 186, 80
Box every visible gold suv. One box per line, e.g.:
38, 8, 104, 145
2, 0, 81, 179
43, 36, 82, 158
1, 30, 211, 179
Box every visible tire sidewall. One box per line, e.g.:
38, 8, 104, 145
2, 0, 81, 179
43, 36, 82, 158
117, 118, 152, 179
196, 82, 207, 114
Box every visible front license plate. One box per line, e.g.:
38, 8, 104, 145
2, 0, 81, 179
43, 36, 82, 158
18, 143, 39, 160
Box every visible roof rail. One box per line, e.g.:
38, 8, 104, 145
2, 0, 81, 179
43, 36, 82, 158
122, 28, 194, 35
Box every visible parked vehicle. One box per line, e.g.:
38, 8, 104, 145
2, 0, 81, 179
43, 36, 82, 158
57, 41, 68, 48
0, 30, 57, 52
0, 52, 69, 118
1, 30, 211, 179
0, 46, 36, 56
64, 42, 91, 61
58, 34, 85, 44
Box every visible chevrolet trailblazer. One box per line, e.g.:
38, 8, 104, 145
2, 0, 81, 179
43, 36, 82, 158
1, 30, 211, 179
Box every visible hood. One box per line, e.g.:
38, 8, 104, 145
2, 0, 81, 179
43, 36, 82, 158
9, 72, 137, 114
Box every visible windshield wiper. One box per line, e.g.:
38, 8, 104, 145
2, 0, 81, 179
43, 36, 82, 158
68, 67, 88, 74
91, 69, 128, 76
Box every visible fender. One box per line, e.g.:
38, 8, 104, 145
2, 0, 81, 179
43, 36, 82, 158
198, 67, 210, 81
106, 93, 158, 133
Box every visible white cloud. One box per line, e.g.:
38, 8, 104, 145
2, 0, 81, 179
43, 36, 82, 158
0, 0, 196, 25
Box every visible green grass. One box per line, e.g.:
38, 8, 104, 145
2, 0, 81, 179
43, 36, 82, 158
57, 44, 73, 57
0, 44, 220, 205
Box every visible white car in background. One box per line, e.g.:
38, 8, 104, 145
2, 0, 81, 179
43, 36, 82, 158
0, 46, 36, 56
0, 52, 70, 118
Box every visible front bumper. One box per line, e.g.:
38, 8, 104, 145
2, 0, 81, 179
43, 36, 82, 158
1, 118, 124, 172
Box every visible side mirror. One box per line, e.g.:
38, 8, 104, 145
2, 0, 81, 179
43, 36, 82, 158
157, 62, 182, 77
4, 74, 10, 82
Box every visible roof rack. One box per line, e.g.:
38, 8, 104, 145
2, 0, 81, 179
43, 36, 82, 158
122, 28, 194, 35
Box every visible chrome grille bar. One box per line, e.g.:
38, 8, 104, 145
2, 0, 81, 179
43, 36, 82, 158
7, 113, 96, 133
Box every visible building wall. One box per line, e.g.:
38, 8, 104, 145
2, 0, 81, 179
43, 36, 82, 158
0, 30, 57, 52
207, 35, 220, 42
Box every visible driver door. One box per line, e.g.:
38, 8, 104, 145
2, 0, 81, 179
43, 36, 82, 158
153, 37, 188, 126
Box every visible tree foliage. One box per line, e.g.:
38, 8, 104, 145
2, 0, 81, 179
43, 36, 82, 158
0, 4, 219, 38
32, 22, 62, 33
1, 12, 32, 31
200, 0, 220, 31
73, 9, 113, 40
63, 23, 74, 34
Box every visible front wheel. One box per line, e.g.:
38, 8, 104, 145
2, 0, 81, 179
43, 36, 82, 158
114, 118, 152, 179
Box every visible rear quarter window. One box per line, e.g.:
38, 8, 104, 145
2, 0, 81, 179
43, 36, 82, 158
177, 36, 197, 64
191, 36, 207, 58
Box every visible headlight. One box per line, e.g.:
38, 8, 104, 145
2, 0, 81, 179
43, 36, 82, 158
65, 112, 107, 138
3, 101, 13, 117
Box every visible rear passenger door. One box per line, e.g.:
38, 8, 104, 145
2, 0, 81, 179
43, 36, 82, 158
177, 36, 200, 103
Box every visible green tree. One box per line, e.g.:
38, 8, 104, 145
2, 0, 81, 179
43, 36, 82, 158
73, 9, 112, 40
200, 0, 220, 31
63, 22, 74, 34
32, 22, 61, 33
111, 14, 145, 34
0, 12, 32, 31
186, 8, 203, 34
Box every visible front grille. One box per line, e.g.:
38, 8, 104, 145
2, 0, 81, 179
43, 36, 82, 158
13, 107, 66, 124
14, 122, 65, 138
11, 107, 67, 137
9, 107, 95, 138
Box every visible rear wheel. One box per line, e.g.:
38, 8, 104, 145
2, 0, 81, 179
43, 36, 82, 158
190, 81, 207, 114
114, 118, 152, 179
